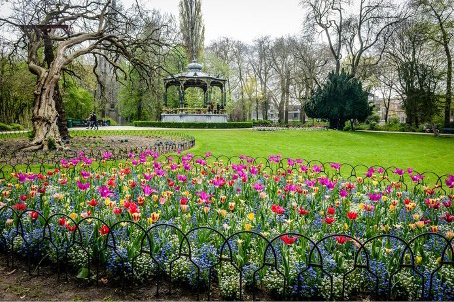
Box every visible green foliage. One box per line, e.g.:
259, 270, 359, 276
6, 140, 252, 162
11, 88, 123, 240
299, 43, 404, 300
102, 118, 118, 126
0, 123, 25, 131
251, 120, 273, 126
398, 61, 441, 126
62, 79, 95, 120
184, 87, 205, 108
305, 70, 371, 130
133, 121, 253, 128
366, 114, 381, 124
0, 123, 12, 131
0, 57, 35, 127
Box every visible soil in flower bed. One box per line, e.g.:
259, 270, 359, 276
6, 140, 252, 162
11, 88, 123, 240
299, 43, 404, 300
0, 135, 187, 154
0, 135, 191, 166
0, 257, 204, 301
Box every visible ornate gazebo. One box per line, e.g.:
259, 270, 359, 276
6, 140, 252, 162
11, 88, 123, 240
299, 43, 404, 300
162, 61, 228, 122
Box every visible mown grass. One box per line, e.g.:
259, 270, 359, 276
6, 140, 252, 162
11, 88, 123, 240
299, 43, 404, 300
0, 129, 453, 176
177, 129, 454, 175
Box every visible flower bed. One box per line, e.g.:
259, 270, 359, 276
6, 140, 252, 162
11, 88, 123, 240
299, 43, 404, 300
0, 153, 453, 300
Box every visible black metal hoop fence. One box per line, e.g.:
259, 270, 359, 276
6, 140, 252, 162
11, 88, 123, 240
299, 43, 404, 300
0, 205, 453, 301
1, 153, 452, 193
0, 137, 453, 301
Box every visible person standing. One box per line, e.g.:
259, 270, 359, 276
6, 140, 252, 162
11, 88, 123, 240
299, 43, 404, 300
90, 112, 98, 130
86, 113, 93, 129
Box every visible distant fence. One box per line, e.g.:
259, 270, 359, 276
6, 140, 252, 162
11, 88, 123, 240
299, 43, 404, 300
0, 130, 196, 177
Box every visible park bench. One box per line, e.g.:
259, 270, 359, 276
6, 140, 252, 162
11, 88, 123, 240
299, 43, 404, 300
442, 128, 454, 134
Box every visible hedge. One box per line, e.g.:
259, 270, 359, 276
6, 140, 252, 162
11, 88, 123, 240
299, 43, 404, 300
0, 123, 25, 131
133, 121, 253, 129
251, 120, 274, 126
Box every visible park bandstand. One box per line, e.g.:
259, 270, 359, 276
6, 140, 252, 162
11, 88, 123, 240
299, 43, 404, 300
162, 61, 228, 122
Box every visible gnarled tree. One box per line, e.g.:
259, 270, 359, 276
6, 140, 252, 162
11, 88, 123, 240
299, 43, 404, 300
0, 0, 171, 150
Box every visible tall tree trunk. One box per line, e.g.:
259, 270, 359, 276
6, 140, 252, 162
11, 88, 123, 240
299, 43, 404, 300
284, 89, 289, 124
43, 33, 69, 141
444, 47, 452, 127
300, 104, 306, 123
138, 96, 143, 121
433, 12, 452, 127
54, 83, 70, 140
25, 73, 64, 151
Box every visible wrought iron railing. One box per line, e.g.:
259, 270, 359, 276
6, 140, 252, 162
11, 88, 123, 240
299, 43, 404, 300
0, 206, 453, 301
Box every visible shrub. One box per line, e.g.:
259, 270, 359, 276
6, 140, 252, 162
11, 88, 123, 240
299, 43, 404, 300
9, 123, 25, 130
133, 121, 253, 129
251, 120, 273, 126
387, 117, 400, 125
366, 114, 380, 124
0, 123, 12, 131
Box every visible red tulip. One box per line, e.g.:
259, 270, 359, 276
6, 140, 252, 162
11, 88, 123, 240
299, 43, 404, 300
440, 212, 454, 223
323, 217, 336, 224
58, 217, 66, 226
29, 211, 39, 219
327, 207, 335, 215
87, 199, 98, 207
298, 207, 310, 215
98, 225, 109, 236
271, 204, 285, 214
280, 235, 299, 245
335, 236, 352, 245
12, 203, 27, 211
113, 208, 122, 215
65, 225, 77, 232
347, 212, 358, 220
20, 195, 28, 201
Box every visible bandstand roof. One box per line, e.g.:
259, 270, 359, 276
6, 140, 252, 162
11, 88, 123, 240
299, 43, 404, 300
164, 61, 227, 90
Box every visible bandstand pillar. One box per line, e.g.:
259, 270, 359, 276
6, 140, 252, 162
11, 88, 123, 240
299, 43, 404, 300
163, 88, 168, 107
179, 82, 185, 107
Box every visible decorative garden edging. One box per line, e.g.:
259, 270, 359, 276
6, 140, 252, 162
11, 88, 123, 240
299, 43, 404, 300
0, 153, 453, 300
0, 208, 453, 301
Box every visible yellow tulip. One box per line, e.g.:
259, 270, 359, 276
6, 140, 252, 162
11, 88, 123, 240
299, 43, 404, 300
247, 213, 255, 221
415, 256, 422, 265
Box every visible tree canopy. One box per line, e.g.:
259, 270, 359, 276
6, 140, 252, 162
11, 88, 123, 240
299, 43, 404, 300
305, 70, 371, 129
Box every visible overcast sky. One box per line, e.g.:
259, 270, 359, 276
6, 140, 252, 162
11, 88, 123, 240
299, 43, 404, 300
126, 0, 305, 44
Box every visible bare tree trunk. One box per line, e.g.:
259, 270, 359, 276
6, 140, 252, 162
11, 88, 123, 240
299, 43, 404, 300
300, 104, 306, 123
54, 83, 70, 140
43, 33, 69, 141
24, 72, 65, 151
444, 46, 452, 127
284, 88, 289, 124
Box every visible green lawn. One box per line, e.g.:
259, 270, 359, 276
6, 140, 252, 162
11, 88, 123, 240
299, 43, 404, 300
1, 129, 453, 176
175, 129, 454, 175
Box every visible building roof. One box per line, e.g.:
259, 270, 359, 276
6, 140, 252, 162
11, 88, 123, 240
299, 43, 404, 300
164, 61, 227, 90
